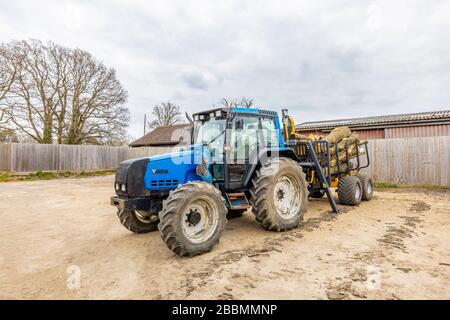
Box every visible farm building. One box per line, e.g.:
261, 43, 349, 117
296, 110, 450, 140
130, 124, 190, 147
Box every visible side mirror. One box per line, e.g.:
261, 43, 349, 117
235, 118, 244, 131
186, 112, 194, 145
185, 112, 193, 124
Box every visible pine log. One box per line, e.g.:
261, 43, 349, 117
330, 144, 356, 167
329, 133, 360, 155
292, 133, 313, 141
322, 126, 351, 144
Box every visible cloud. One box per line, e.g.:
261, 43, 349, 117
180, 70, 210, 90
1, 0, 450, 139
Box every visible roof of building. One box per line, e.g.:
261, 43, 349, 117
297, 110, 450, 130
130, 123, 190, 147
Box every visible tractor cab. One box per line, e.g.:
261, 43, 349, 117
191, 108, 284, 192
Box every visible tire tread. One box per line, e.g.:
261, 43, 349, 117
158, 181, 227, 257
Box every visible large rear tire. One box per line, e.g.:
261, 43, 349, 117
117, 209, 159, 233
358, 174, 374, 201
337, 176, 362, 206
158, 181, 227, 256
250, 157, 308, 231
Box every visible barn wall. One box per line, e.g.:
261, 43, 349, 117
298, 124, 450, 140
298, 128, 385, 139
297, 129, 324, 136
352, 129, 385, 140
385, 124, 450, 138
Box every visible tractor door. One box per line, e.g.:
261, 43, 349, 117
225, 114, 262, 190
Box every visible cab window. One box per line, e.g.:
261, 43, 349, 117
261, 117, 279, 148
231, 116, 260, 162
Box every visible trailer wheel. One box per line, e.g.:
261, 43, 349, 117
226, 209, 247, 219
309, 189, 325, 199
250, 157, 308, 231
158, 181, 227, 256
337, 176, 362, 206
117, 209, 159, 233
358, 174, 374, 201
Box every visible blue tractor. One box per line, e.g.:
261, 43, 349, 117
111, 107, 372, 256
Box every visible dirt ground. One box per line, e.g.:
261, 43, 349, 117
0, 175, 449, 300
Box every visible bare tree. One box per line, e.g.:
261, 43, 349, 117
218, 98, 238, 109
0, 128, 19, 143
0, 40, 129, 145
2, 40, 60, 143
148, 102, 182, 128
0, 46, 17, 128
61, 49, 129, 145
216, 97, 255, 108
240, 97, 254, 108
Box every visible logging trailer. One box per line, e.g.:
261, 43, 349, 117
111, 107, 373, 256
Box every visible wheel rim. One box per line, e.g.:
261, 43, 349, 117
273, 175, 302, 219
134, 210, 158, 224
181, 197, 219, 244
355, 183, 362, 200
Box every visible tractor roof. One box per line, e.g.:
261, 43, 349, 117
192, 107, 277, 117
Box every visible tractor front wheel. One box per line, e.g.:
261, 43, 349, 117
250, 157, 308, 231
158, 181, 227, 256
117, 209, 159, 233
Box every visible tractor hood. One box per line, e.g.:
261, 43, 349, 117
115, 144, 211, 197
143, 144, 212, 191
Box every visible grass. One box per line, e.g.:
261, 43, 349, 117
374, 182, 398, 188
0, 169, 115, 182
374, 182, 450, 190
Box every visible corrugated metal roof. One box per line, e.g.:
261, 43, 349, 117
130, 124, 190, 147
296, 110, 450, 130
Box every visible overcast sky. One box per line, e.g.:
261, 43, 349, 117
1, 0, 449, 139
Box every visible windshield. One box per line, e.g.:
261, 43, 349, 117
193, 117, 226, 161
193, 117, 226, 145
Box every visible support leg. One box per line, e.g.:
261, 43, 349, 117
306, 142, 340, 214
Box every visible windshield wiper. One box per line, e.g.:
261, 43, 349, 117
200, 112, 235, 147
204, 128, 226, 147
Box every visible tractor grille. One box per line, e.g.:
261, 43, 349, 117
150, 179, 179, 188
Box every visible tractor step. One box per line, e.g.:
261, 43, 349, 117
225, 192, 251, 210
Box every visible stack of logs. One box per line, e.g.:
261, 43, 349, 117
294, 126, 367, 174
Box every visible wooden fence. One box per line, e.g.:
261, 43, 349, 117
362, 136, 450, 186
0, 143, 179, 173
0, 136, 449, 186
0, 144, 11, 171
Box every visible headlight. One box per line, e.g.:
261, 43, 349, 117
121, 184, 126, 192
115, 183, 119, 190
